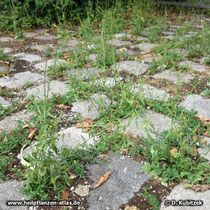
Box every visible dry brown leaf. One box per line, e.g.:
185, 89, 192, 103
57, 104, 70, 109
8, 161, 14, 170
53, 24, 58, 29
196, 114, 210, 126
62, 189, 69, 200
201, 139, 208, 144
76, 119, 93, 131
170, 148, 178, 158
22, 124, 30, 129
192, 147, 198, 155
93, 171, 112, 189
63, 53, 71, 59
28, 128, 38, 139
191, 184, 210, 192
86, 63, 91, 68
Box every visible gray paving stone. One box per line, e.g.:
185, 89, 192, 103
132, 43, 158, 52
26, 80, 69, 99
173, 48, 189, 56
161, 183, 210, 210
13, 53, 42, 63
132, 84, 170, 101
31, 44, 53, 52
0, 110, 35, 132
87, 151, 151, 210
56, 127, 98, 149
71, 93, 112, 119
0, 71, 43, 89
162, 35, 175, 40
179, 61, 209, 73
141, 54, 162, 63
23, 32, 37, 38
152, 70, 194, 84
0, 180, 27, 210
111, 61, 149, 76
0, 65, 9, 72
135, 36, 148, 42
67, 67, 104, 80
162, 31, 174, 36
179, 94, 210, 118
34, 59, 67, 71
65, 39, 79, 49
198, 137, 210, 163
0, 37, 13, 42
0, 96, 11, 107
120, 110, 175, 138
92, 77, 122, 88
35, 35, 57, 40
18, 126, 98, 159
2, 47, 13, 54
113, 33, 132, 38
35, 28, 48, 34
108, 39, 132, 48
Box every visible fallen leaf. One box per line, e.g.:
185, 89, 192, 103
57, 104, 70, 109
8, 161, 14, 170
170, 148, 178, 158
190, 184, 210, 192
196, 114, 210, 126
86, 63, 91, 68
76, 118, 93, 131
28, 128, 38, 139
62, 189, 69, 200
20, 144, 34, 170
93, 171, 112, 189
22, 124, 30, 129
201, 139, 208, 144
63, 53, 71, 59
53, 24, 58, 29
192, 147, 198, 155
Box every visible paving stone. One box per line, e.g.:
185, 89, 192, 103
23, 32, 37, 38
31, 44, 53, 52
120, 110, 175, 138
2, 47, 13, 54
65, 39, 79, 49
0, 180, 27, 210
34, 59, 67, 71
113, 33, 132, 38
152, 70, 194, 84
135, 36, 148, 42
35, 35, 57, 40
86, 151, 151, 210
132, 84, 170, 101
161, 183, 210, 210
187, 31, 198, 36
92, 77, 122, 88
161, 31, 174, 36
179, 94, 210, 118
0, 96, 11, 107
71, 93, 112, 119
108, 39, 132, 48
198, 137, 210, 163
173, 48, 189, 56
67, 67, 104, 80
35, 28, 48, 34
18, 126, 98, 159
26, 80, 69, 99
141, 54, 162, 63
13, 53, 42, 63
111, 61, 149, 76
0, 110, 35, 132
162, 35, 175, 40
132, 43, 158, 52
179, 61, 209, 73
0, 37, 13, 42
0, 65, 9, 72
0, 71, 43, 89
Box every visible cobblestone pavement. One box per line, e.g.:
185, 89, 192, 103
0, 15, 210, 210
